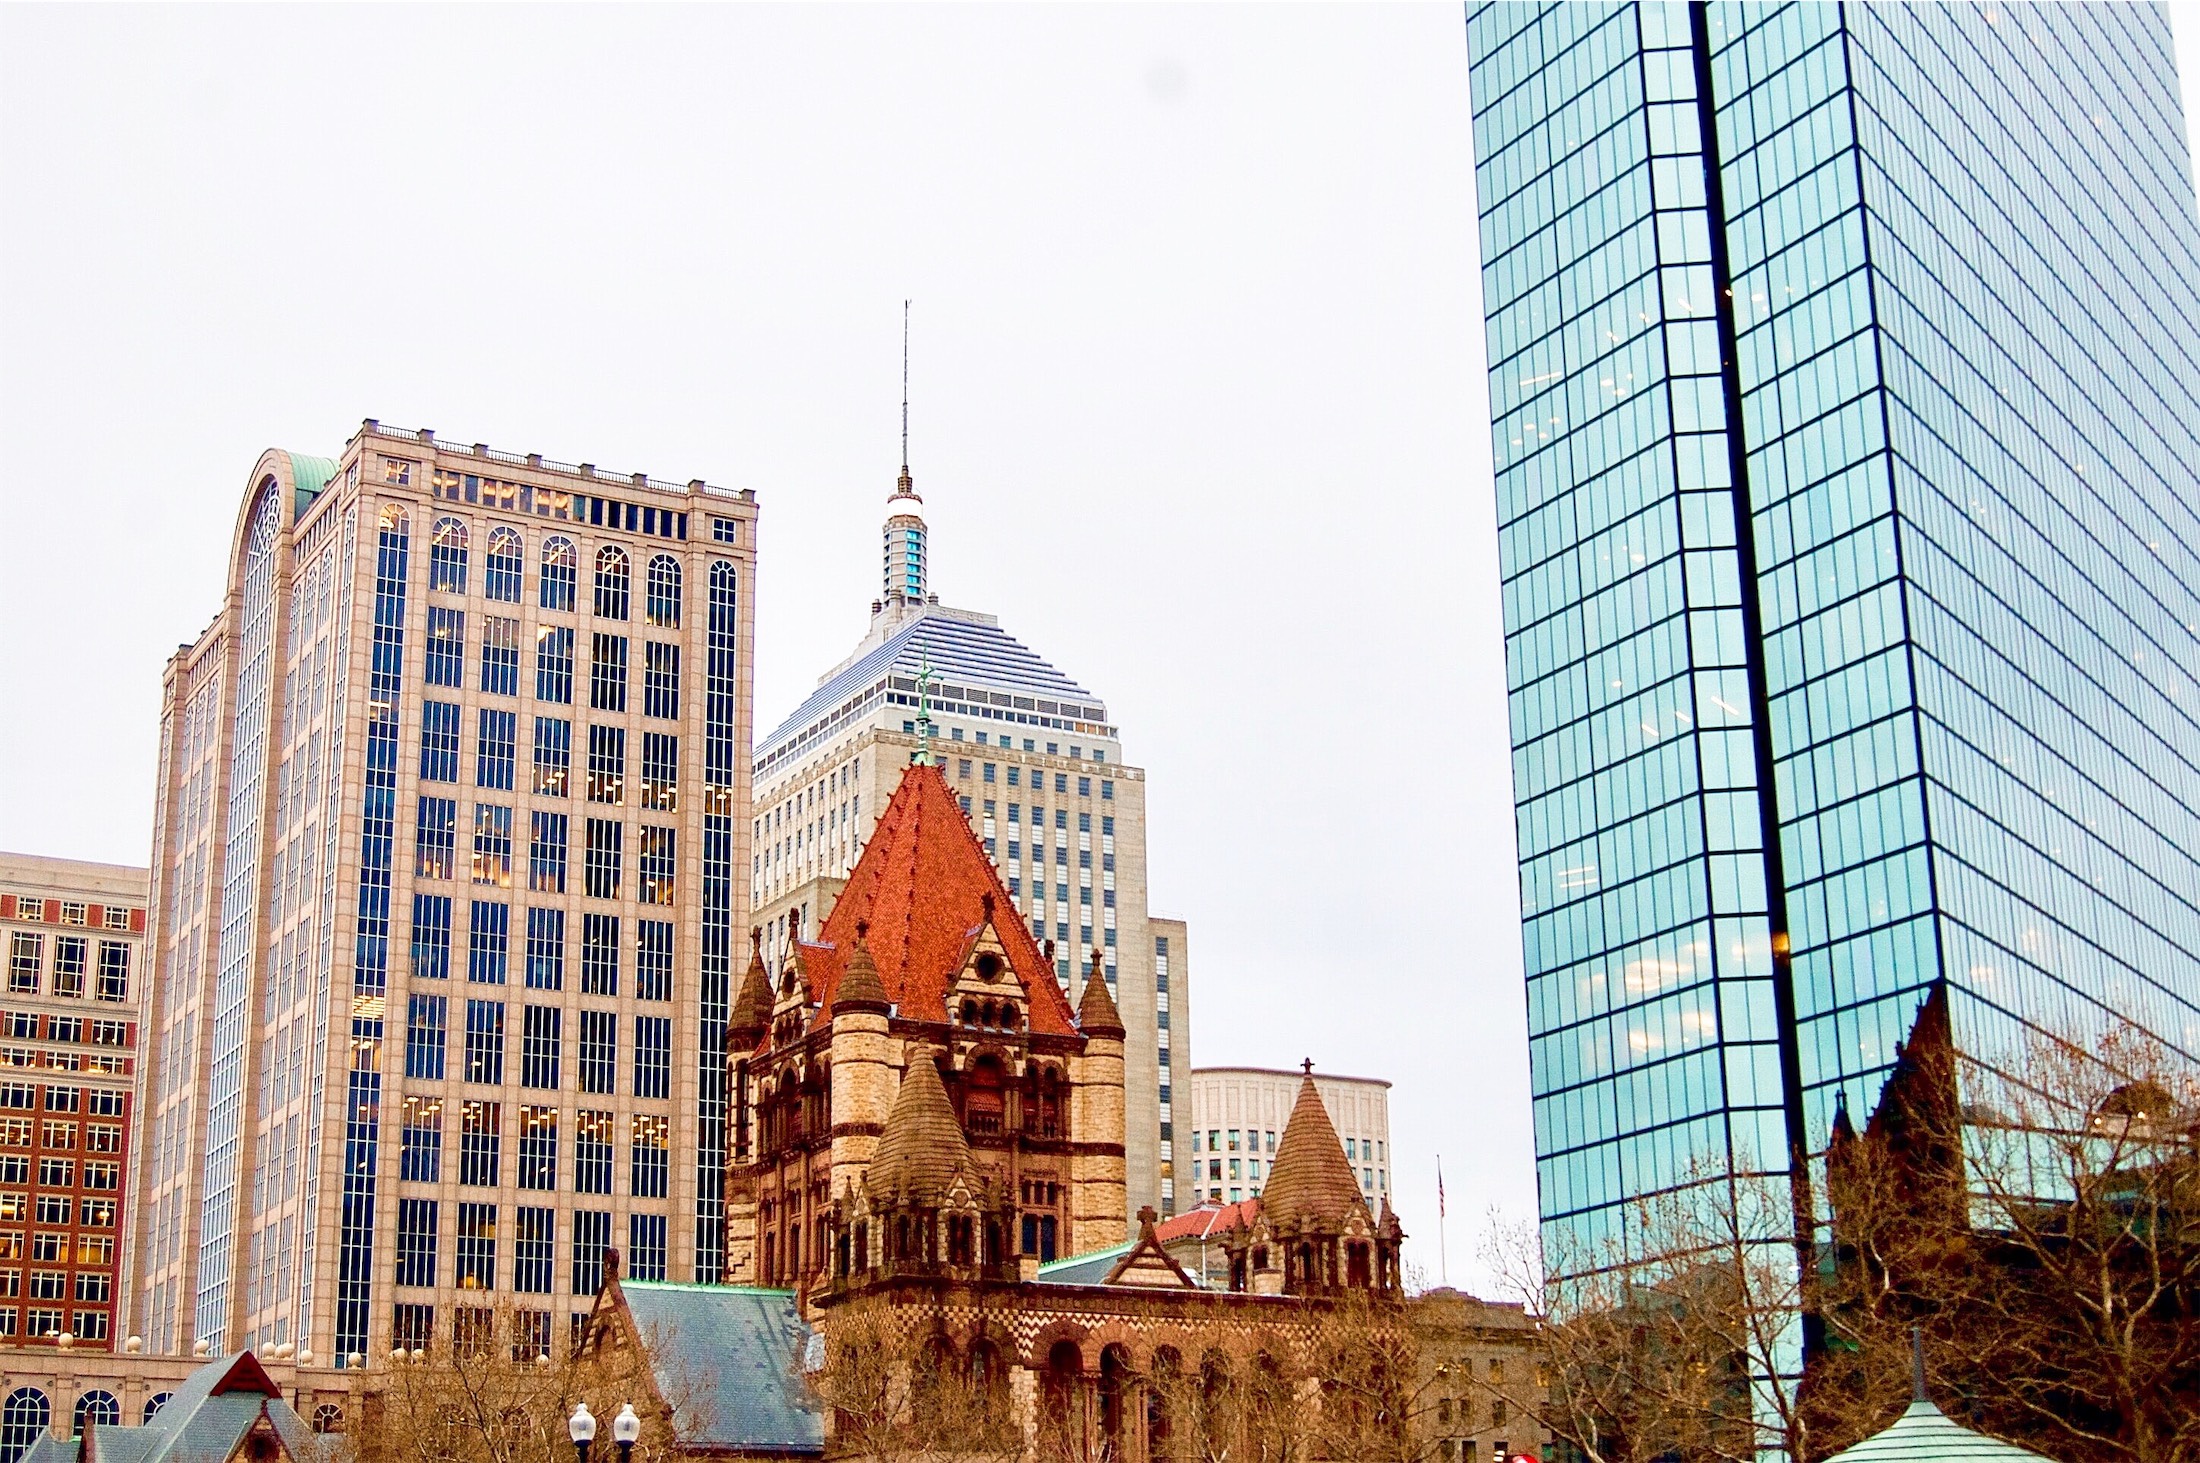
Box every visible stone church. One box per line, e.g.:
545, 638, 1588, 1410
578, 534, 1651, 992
572, 759, 1408, 1459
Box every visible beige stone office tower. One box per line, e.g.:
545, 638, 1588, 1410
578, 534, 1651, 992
130, 424, 756, 1368
1184, 1065, 1392, 1211
752, 461, 1191, 1216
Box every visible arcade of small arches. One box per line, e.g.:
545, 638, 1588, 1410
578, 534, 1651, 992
826, 1321, 1383, 1463
744, 1050, 1075, 1164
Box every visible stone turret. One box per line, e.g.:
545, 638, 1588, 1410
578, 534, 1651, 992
1228, 1065, 1401, 1296
829, 925, 897, 1201
1069, 950, 1129, 1250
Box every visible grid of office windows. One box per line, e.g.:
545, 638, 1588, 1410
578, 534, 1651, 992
157, 456, 747, 1364
1470, 0, 2200, 1284
1470, 3, 1792, 1270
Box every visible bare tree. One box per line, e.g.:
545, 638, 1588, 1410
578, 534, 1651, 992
1485, 1161, 1865, 1463
1818, 1017, 2200, 1463
357, 1304, 588, 1463
806, 1308, 1021, 1463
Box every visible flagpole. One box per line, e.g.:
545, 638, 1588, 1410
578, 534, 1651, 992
1437, 1153, 1448, 1286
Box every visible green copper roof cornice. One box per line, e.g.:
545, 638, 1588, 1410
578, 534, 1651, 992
290, 453, 339, 518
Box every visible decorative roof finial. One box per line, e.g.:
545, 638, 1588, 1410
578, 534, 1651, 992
1302, 1058, 1315, 1077
1910, 1326, 1927, 1403
912, 650, 939, 766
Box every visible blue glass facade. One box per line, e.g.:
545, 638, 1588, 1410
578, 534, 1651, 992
1469, 1, 2200, 1267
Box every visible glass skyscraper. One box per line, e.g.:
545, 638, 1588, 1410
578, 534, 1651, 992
1467, 2, 2200, 1269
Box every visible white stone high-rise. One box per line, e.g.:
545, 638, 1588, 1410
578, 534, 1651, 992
753, 458, 1190, 1218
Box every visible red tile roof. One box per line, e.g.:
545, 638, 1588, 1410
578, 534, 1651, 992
789, 761, 1081, 1039
1154, 1199, 1261, 1245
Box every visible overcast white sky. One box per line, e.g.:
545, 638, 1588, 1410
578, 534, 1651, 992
3, 4, 2198, 1296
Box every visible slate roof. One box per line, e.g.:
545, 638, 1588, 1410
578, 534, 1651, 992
22, 1353, 326, 1463
1034, 1241, 1136, 1287
617, 1283, 823, 1455
759, 609, 1103, 761
1821, 1400, 2060, 1463
867, 1050, 975, 1204
774, 763, 1081, 1047
1262, 1074, 1373, 1231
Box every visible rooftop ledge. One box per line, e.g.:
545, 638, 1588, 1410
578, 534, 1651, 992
355, 418, 753, 502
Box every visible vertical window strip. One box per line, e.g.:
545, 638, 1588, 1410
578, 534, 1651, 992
535, 626, 575, 705
579, 1010, 617, 1094
338, 502, 407, 1362
425, 607, 466, 688
696, 561, 740, 1278
528, 812, 569, 894
635, 920, 673, 1002
575, 1114, 613, 1196
519, 1108, 559, 1192
525, 908, 565, 990
481, 617, 520, 697
464, 1000, 506, 1085
477, 709, 517, 790
411, 895, 452, 980
467, 901, 510, 985
532, 716, 571, 795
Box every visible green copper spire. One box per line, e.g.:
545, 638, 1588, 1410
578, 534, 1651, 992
911, 651, 939, 766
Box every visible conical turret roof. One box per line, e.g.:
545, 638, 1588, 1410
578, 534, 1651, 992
1262, 1068, 1372, 1232
833, 924, 890, 1015
1077, 950, 1125, 1038
729, 929, 775, 1040
867, 1049, 972, 1205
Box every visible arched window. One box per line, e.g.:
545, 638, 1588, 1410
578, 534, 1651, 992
1041, 1342, 1085, 1448
1, 1388, 50, 1463
1098, 1346, 1133, 1454
967, 1054, 1006, 1135
430, 517, 470, 593
73, 1391, 119, 1437
1149, 1346, 1183, 1458
541, 537, 577, 612
594, 547, 631, 620
143, 1394, 175, 1424
485, 526, 524, 603
311, 1404, 344, 1435
645, 554, 682, 628
379, 503, 410, 535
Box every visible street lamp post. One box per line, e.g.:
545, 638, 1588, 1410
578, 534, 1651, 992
569, 1403, 597, 1463
613, 1403, 641, 1463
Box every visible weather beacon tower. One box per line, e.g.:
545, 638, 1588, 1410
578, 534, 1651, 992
1466, 0, 2200, 1290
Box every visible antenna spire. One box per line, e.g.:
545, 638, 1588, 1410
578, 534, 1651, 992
900, 299, 911, 476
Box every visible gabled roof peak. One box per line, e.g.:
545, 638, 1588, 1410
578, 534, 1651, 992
791, 763, 1079, 1040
